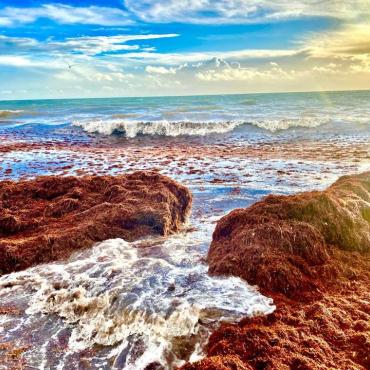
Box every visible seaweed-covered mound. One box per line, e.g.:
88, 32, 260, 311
183, 279, 370, 370
208, 172, 370, 297
184, 172, 370, 370
184, 355, 253, 370
0, 171, 192, 274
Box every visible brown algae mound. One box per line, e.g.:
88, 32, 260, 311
208, 172, 370, 297
183, 282, 370, 370
183, 172, 370, 370
0, 171, 192, 274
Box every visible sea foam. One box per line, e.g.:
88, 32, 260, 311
72, 119, 245, 137
72, 117, 329, 137
0, 224, 275, 369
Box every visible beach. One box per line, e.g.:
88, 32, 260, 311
0, 91, 369, 369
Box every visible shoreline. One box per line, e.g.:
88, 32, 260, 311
0, 128, 369, 369
1, 135, 369, 192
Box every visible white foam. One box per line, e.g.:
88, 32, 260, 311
72, 119, 245, 137
0, 230, 274, 369
251, 117, 330, 132
72, 116, 331, 137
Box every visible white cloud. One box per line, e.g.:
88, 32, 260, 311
0, 56, 32, 67
55, 64, 134, 83
312, 63, 340, 74
302, 23, 370, 59
50, 34, 178, 55
196, 60, 299, 81
1, 1, 369, 28
145, 65, 177, 74
0, 17, 11, 26
0, 34, 179, 59
124, 0, 370, 24
0, 4, 134, 26
0, 55, 61, 68
298, 23, 370, 77
113, 49, 299, 65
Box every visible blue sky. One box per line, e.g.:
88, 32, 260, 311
0, 1, 369, 99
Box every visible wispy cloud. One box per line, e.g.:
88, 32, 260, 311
146, 65, 177, 74
0, 4, 134, 26
0, 55, 36, 67
113, 49, 299, 65
1, 1, 368, 27
301, 23, 370, 58
50, 34, 179, 56
0, 34, 179, 61
124, 0, 370, 24
0, 55, 61, 68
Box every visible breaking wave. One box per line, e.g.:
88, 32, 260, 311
72, 117, 330, 137
253, 117, 329, 132
0, 109, 23, 119
73, 119, 246, 137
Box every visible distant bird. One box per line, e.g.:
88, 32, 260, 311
64, 59, 77, 70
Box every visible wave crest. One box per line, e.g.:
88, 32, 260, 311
0, 109, 23, 119
72, 117, 332, 137
253, 117, 329, 132
73, 119, 245, 137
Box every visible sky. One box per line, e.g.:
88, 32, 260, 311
0, 0, 369, 100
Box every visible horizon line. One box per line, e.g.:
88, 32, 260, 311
0, 88, 369, 103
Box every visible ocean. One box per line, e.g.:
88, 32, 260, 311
1, 90, 370, 138
0, 90, 369, 369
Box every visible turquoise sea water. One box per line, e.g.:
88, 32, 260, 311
0, 90, 369, 140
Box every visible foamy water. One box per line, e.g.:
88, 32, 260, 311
72, 119, 246, 137
72, 116, 331, 137
0, 188, 275, 370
